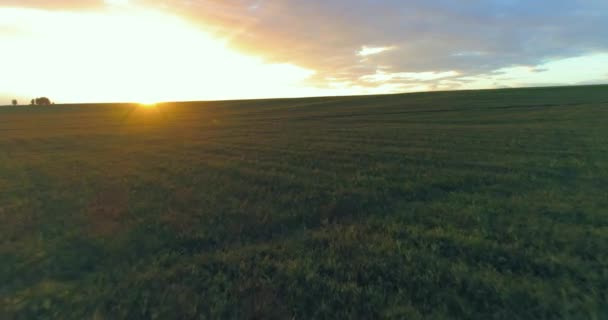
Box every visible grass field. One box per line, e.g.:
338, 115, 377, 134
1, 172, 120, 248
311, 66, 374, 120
1, 85, 607, 319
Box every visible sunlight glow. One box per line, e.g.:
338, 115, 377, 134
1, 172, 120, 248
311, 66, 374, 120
139, 101, 158, 108
105, 0, 130, 6
0, 6, 316, 103
1, 3, 605, 104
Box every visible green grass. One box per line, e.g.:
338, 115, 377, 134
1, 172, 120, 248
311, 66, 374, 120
1, 85, 607, 319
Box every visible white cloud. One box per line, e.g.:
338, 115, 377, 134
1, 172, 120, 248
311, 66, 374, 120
360, 70, 459, 82
357, 46, 394, 57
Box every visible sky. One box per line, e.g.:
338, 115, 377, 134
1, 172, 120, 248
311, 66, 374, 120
1, 0, 608, 104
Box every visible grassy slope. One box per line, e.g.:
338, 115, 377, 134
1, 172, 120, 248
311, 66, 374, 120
1, 86, 607, 319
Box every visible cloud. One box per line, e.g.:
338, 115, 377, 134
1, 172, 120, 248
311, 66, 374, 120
358, 46, 394, 57
442, 53, 608, 90
2, 0, 608, 102
138, 0, 608, 91
361, 71, 459, 83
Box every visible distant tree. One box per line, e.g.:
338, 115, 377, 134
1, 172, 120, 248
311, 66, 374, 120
34, 97, 52, 106
11, 99, 18, 106
31, 99, 35, 105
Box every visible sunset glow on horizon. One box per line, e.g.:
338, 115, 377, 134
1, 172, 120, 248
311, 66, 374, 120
1, 0, 607, 104
0, 3, 317, 104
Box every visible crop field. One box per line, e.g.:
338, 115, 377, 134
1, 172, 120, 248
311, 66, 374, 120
1, 85, 607, 319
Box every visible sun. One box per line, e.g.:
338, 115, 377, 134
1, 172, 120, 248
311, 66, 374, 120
139, 98, 158, 106
138, 101, 158, 108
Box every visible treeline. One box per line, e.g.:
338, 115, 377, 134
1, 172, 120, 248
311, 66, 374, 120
10, 97, 54, 106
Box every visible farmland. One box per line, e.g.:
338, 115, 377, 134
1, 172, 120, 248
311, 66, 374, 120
1, 85, 607, 319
